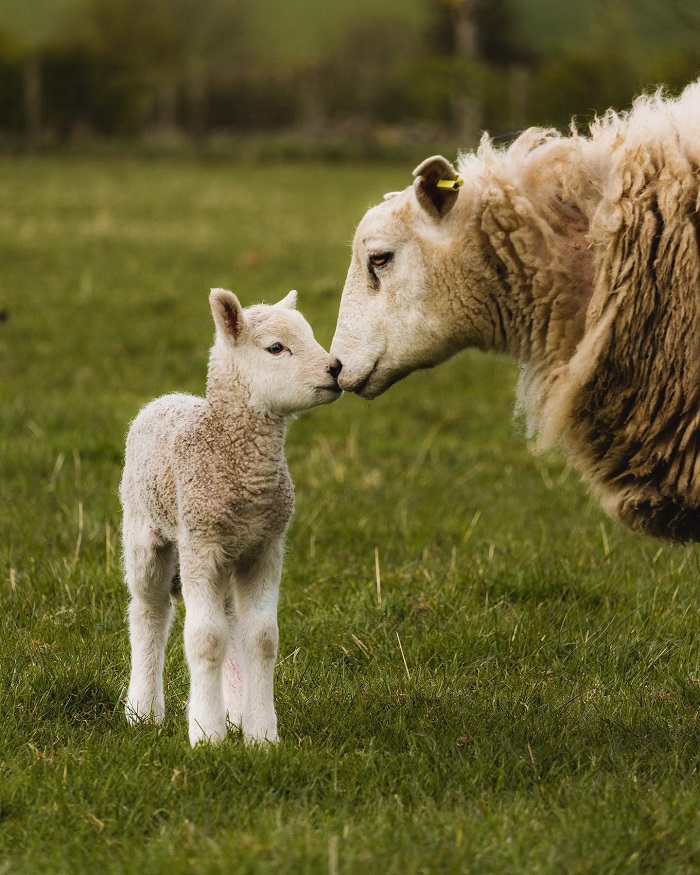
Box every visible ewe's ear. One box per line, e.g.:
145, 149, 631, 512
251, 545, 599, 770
413, 155, 462, 220
210, 288, 245, 342
275, 289, 298, 310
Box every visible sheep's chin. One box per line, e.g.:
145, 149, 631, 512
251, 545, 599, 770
355, 364, 410, 399
266, 385, 341, 416
314, 385, 343, 405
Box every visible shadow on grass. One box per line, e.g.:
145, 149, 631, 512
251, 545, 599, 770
9, 656, 700, 811
11, 670, 125, 748
281, 675, 700, 796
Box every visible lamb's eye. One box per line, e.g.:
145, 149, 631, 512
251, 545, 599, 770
267, 343, 286, 355
369, 252, 393, 269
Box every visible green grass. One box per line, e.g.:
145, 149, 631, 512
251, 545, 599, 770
1, 155, 700, 873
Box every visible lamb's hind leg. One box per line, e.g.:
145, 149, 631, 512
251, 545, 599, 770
124, 522, 176, 723
234, 537, 283, 744
180, 540, 229, 745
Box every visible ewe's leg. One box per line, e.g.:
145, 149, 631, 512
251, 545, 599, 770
222, 586, 244, 729
234, 538, 283, 744
180, 541, 229, 745
124, 522, 175, 723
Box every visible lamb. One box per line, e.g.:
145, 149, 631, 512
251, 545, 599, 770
330, 80, 700, 543
120, 288, 341, 745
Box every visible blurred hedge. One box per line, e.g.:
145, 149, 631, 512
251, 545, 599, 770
1, 0, 699, 149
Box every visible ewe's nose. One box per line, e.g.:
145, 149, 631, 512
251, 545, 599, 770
328, 358, 342, 382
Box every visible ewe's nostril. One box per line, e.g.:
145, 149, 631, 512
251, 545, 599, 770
328, 358, 342, 381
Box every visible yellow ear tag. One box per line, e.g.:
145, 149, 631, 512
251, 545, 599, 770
436, 175, 464, 191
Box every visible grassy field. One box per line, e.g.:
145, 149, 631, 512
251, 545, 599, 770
1, 155, 700, 873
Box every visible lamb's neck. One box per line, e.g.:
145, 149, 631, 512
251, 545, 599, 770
206, 358, 287, 455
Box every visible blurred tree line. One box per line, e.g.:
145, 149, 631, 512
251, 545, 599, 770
1, 0, 699, 149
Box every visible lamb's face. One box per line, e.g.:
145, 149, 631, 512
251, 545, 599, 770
331, 156, 466, 399
210, 289, 341, 415
241, 303, 342, 415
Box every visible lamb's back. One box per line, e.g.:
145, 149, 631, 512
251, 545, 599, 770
121, 393, 205, 537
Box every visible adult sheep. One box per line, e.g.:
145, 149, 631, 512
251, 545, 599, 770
331, 81, 700, 542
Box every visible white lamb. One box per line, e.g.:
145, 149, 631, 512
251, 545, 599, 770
120, 288, 341, 746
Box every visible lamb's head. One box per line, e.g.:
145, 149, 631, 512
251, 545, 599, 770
209, 288, 342, 415
331, 155, 479, 399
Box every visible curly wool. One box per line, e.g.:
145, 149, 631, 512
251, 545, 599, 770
476, 83, 700, 540
121, 390, 294, 565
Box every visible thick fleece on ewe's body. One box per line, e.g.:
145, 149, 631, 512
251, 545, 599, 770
476, 84, 700, 541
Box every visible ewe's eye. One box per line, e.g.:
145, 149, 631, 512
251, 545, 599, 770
368, 252, 393, 269
266, 342, 287, 355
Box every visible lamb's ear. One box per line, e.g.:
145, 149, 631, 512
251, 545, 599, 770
210, 288, 245, 342
413, 155, 462, 220
275, 289, 298, 310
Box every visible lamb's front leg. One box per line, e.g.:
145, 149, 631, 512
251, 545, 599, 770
180, 541, 229, 746
222, 588, 243, 729
234, 538, 283, 744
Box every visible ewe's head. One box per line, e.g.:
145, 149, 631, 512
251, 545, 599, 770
209, 288, 341, 416
331, 155, 473, 399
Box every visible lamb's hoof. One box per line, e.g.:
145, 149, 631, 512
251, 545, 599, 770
242, 720, 279, 746
125, 697, 164, 725
188, 721, 227, 747
244, 734, 279, 747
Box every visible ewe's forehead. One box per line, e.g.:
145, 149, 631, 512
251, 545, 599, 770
355, 189, 415, 249
246, 305, 314, 340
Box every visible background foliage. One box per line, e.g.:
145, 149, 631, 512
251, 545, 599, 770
0, 0, 699, 148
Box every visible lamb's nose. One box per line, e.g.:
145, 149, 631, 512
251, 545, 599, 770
328, 358, 342, 381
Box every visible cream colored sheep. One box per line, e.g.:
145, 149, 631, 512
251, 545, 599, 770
120, 289, 341, 745
331, 81, 700, 542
